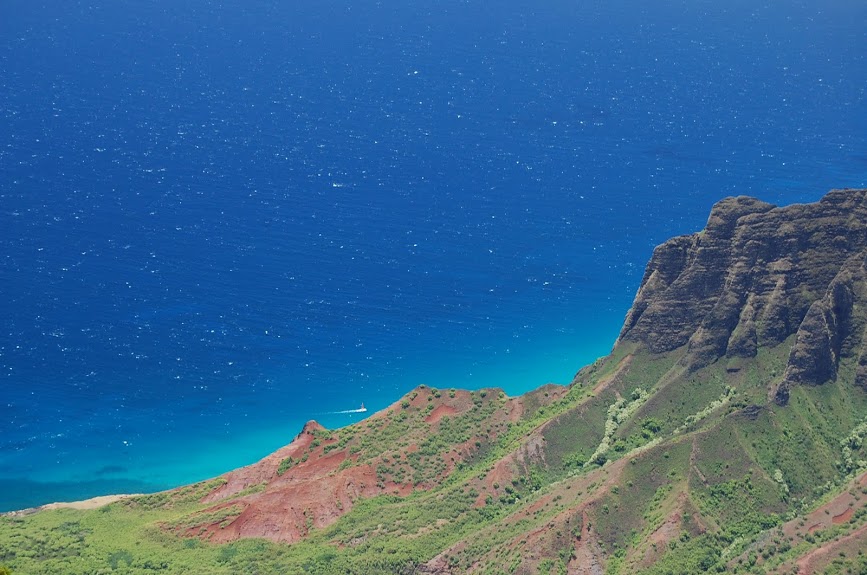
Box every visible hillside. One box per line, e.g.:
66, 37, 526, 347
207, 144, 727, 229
2, 188, 867, 575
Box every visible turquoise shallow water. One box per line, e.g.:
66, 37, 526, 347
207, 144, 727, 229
2, 317, 620, 509
1, 0, 865, 511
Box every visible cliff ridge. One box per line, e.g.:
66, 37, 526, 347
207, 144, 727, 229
4, 189, 867, 575
618, 188, 867, 404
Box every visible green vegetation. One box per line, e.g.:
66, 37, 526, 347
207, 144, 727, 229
5, 191, 867, 573
586, 387, 648, 466
2, 336, 866, 574
276, 457, 294, 476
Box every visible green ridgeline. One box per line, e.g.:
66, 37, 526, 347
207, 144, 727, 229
1, 341, 866, 575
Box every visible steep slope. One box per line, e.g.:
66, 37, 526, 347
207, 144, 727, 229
2, 188, 866, 575
173, 385, 563, 544
618, 189, 867, 383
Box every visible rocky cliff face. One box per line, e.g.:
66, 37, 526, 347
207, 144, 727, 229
617, 189, 867, 403
7, 189, 867, 575
186, 188, 867, 553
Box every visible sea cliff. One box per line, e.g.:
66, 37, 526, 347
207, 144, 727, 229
3, 189, 867, 575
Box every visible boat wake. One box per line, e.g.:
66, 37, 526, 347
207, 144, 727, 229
325, 403, 368, 415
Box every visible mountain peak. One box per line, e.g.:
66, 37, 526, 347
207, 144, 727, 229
618, 188, 867, 393
5, 189, 867, 575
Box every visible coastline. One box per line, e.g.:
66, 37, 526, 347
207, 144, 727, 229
0, 321, 622, 514
2, 493, 143, 517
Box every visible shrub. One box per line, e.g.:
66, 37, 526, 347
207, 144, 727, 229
277, 457, 294, 475
108, 550, 134, 569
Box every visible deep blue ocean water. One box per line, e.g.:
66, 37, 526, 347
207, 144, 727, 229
0, 0, 865, 511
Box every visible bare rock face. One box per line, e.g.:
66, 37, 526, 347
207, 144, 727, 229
857, 337, 867, 391
781, 266, 856, 379
618, 189, 867, 397
778, 251, 867, 399
618, 196, 775, 355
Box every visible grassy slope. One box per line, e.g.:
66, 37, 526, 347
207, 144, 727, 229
2, 341, 866, 575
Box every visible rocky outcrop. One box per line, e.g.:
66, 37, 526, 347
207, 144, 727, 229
618, 189, 867, 394
11, 189, 867, 575
618, 196, 776, 355
774, 251, 867, 403
857, 334, 867, 391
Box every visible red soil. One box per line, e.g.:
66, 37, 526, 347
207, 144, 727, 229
759, 471, 867, 575
425, 404, 457, 424
796, 523, 867, 575
180, 385, 514, 544
832, 506, 854, 525
187, 419, 415, 544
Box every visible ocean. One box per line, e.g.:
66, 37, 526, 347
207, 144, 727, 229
1, 0, 865, 511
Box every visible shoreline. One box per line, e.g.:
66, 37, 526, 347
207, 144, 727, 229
2, 493, 143, 517
0, 330, 617, 514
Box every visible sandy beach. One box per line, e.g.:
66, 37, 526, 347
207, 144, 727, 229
3, 493, 142, 517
